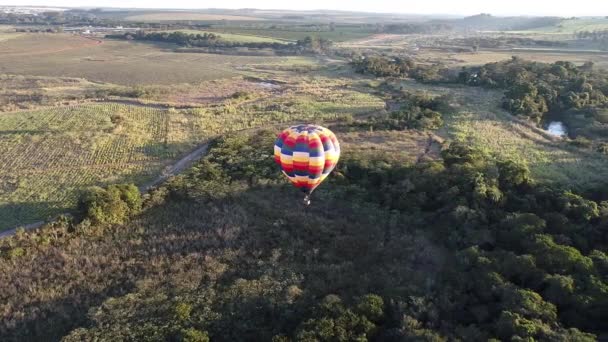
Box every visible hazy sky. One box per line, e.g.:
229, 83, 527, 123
2, 0, 608, 16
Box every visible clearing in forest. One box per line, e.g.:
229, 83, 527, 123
395, 80, 608, 191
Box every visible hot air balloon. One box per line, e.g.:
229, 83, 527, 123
274, 124, 340, 205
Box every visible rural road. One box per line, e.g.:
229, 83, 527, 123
0, 141, 211, 240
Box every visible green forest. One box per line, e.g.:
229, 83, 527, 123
2, 128, 607, 340
353, 55, 608, 138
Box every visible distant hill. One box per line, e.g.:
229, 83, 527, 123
431, 13, 563, 31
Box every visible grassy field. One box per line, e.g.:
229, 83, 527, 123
0, 33, 314, 85
0, 74, 110, 111
338, 130, 441, 163
417, 49, 608, 69
162, 29, 288, 43
525, 17, 608, 34
394, 80, 608, 191
207, 27, 374, 42
124, 12, 266, 21
0, 75, 385, 231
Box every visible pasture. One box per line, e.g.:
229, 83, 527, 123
0, 34, 314, 85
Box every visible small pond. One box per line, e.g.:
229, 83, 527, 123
543, 121, 568, 137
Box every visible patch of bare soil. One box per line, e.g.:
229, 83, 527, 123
165, 79, 283, 105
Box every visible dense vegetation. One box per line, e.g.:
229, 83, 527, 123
1, 129, 606, 340
107, 31, 333, 54
352, 55, 608, 138
350, 55, 448, 83
347, 90, 450, 131
458, 57, 608, 137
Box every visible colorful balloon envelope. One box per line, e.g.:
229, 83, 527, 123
274, 124, 340, 204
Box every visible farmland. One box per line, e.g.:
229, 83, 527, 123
207, 27, 375, 42
1, 7, 608, 342
124, 12, 267, 21
0, 76, 385, 230
0, 33, 313, 85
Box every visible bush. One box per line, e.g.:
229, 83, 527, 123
181, 328, 209, 342
79, 184, 142, 225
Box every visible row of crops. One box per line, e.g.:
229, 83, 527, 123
0, 80, 386, 230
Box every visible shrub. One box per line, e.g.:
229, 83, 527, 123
79, 184, 142, 225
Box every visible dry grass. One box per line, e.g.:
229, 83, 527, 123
339, 130, 440, 163
423, 50, 608, 69
0, 33, 100, 56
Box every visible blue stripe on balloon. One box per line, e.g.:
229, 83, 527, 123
281, 144, 293, 156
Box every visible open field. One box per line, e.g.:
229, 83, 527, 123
0, 32, 20, 42
423, 49, 608, 69
341, 33, 608, 68
124, 12, 267, 21
163, 29, 288, 43
0, 34, 313, 85
338, 130, 441, 163
394, 80, 608, 191
208, 27, 374, 42
524, 17, 608, 34
0, 33, 101, 56
0, 74, 110, 111
0, 75, 385, 230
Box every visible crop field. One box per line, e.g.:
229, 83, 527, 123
0, 103, 192, 229
394, 80, 608, 191
0, 34, 313, 85
0, 76, 385, 230
124, 12, 266, 21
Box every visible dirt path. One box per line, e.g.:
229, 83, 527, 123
0, 220, 47, 239
140, 142, 210, 192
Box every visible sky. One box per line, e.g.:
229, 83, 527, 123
1, 0, 608, 17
